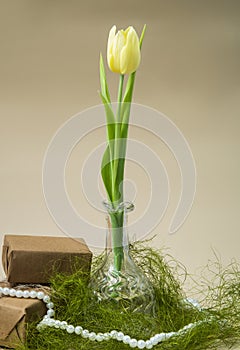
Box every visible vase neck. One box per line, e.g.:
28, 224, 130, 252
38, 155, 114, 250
103, 200, 134, 215
105, 214, 129, 251
104, 202, 134, 251
103, 201, 134, 270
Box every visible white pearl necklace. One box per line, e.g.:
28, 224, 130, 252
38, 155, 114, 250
0, 286, 204, 349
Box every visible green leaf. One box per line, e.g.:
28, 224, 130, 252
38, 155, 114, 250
114, 157, 125, 203
139, 24, 146, 49
123, 73, 136, 104
100, 92, 115, 140
101, 145, 113, 202
99, 54, 111, 103
121, 100, 132, 139
99, 56, 116, 202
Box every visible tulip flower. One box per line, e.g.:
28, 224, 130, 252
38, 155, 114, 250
100, 25, 146, 271
107, 25, 141, 75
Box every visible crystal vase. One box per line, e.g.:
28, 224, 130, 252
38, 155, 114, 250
89, 201, 156, 315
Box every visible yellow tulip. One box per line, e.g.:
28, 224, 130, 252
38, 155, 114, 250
107, 25, 141, 75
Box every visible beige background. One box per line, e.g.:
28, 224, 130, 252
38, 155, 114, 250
0, 0, 240, 285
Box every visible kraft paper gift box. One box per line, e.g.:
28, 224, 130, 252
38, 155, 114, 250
0, 292, 46, 348
2, 235, 92, 285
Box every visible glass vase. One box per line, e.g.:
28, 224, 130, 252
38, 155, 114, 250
89, 201, 156, 315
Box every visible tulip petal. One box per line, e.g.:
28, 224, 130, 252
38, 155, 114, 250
111, 30, 126, 73
107, 25, 116, 70
120, 27, 140, 74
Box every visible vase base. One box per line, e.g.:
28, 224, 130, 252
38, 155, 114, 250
90, 266, 156, 315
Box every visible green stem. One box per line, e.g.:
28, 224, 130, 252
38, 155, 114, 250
113, 74, 124, 202
111, 74, 125, 271
110, 211, 124, 271
117, 74, 124, 109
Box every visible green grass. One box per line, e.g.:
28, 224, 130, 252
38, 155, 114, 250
17, 244, 240, 350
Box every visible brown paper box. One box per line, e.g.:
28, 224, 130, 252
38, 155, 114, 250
0, 295, 46, 348
2, 235, 92, 284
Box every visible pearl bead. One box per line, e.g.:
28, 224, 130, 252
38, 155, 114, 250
82, 329, 89, 338
116, 331, 124, 341
164, 332, 175, 339
47, 309, 55, 317
60, 321, 67, 330
110, 330, 118, 338
36, 323, 43, 330
103, 332, 111, 340
145, 340, 153, 349
23, 290, 30, 298
46, 302, 54, 309
37, 291, 45, 299
123, 335, 131, 344
47, 319, 55, 327
137, 340, 146, 349
66, 325, 75, 334
75, 326, 83, 335
89, 332, 96, 340
54, 320, 61, 328
9, 289, 16, 297
30, 290, 37, 298
155, 333, 165, 342
43, 319, 50, 325
96, 333, 104, 342
150, 336, 159, 345
50, 319, 56, 327
3, 287, 10, 295
129, 339, 138, 348
16, 290, 23, 298
186, 323, 193, 329
43, 295, 50, 303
